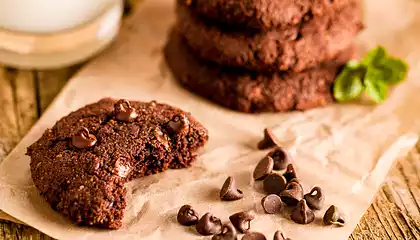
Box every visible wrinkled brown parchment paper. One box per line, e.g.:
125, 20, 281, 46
1, 0, 420, 239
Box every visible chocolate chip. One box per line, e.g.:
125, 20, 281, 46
304, 186, 324, 210
268, 147, 292, 170
229, 210, 255, 233
263, 173, 287, 195
279, 181, 303, 207
154, 128, 170, 149
167, 114, 190, 134
212, 223, 237, 240
177, 205, 199, 226
114, 99, 138, 122
273, 230, 292, 240
261, 194, 282, 214
288, 178, 299, 185
220, 176, 243, 201
242, 232, 267, 240
71, 127, 97, 149
113, 154, 132, 177
253, 156, 274, 180
291, 199, 315, 224
196, 212, 222, 236
283, 164, 297, 182
323, 205, 346, 226
257, 128, 279, 150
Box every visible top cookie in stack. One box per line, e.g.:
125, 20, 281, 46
182, 0, 355, 30
165, 0, 364, 113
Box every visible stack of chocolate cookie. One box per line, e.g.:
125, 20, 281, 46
165, 0, 363, 113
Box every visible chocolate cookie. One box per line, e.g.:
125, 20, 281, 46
27, 98, 208, 229
180, 0, 355, 30
177, 1, 363, 73
165, 30, 355, 113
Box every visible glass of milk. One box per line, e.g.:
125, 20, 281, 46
0, 0, 123, 69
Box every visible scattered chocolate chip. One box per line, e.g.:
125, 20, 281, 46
323, 205, 346, 226
257, 128, 279, 150
196, 213, 222, 236
253, 156, 274, 180
283, 164, 297, 182
291, 199, 315, 224
268, 147, 292, 170
229, 210, 255, 233
304, 186, 324, 210
177, 205, 199, 226
212, 223, 238, 240
263, 173, 287, 195
279, 181, 303, 207
71, 127, 97, 149
288, 178, 299, 185
220, 176, 244, 201
167, 114, 190, 134
273, 230, 292, 240
261, 194, 282, 214
114, 99, 138, 122
242, 232, 267, 240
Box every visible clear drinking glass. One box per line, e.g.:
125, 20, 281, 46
0, 0, 123, 69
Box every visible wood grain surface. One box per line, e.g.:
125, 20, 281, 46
0, 65, 419, 239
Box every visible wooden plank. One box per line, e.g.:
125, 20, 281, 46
0, 220, 54, 240
0, 67, 54, 240
0, 67, 19, 160
350, 148, 420, 240
10, 70, 38, 137
36, 66, 79, 114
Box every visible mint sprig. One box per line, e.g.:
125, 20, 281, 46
333, 46, 408, 103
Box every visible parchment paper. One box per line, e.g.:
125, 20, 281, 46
1, 0, 420, 239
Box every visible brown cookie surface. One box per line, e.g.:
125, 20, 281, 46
180, 0, 355, 30
177, 1, 362, 73
165, 30, 355, 113
27, 98, 208, 229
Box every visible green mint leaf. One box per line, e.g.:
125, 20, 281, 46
364, 66, 389, 84
379, 57, 408, 85
333, 69, 364, 102
346, 59, 362, 70
364, 76, 388, 103
361, 46, 387, 66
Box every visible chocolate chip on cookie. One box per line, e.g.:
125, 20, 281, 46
167, 114, 190, 134
71, 127, 97, 149
114, 99, 138, 122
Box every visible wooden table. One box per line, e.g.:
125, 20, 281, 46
0, 64, 419, 239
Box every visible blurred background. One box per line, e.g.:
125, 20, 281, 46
0, 0, 137, 69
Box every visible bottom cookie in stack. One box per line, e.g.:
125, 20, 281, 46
164, 30, 355, 113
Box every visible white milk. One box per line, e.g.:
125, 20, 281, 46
0, 0, 117, 33
0, 0, 123, 69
